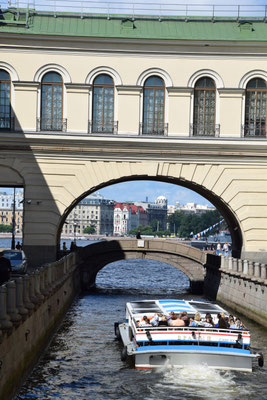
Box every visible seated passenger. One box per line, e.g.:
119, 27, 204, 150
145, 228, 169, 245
150, 313, 160, 326
189, 312, 202, 327
215, 313, 229, 329
138, 316, 151, 327
229, 318, 237, 329
168, 313, 185, 327
158, 315, 168, 326
180, 311, 190, 327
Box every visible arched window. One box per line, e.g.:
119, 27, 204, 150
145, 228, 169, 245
193, 77, 216, 136
41, 72, 63, 131
244, 78, 267, 137
0, 69, 11, 129
92, 74, 114, 133
142, 76, 165, 135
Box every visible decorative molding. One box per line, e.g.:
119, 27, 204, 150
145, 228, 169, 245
136, 67, 173, 87
85, 66, 122, 85
187, 69, 224, 88
33, 63, 72, 83
167, 87, 193, 94
116, 85, 142, 93
0, 62, 19, 81
239, 70, 267, 89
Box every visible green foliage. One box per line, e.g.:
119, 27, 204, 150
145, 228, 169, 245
0, 224, 12, 233
129, 225, 171, 237
83, 226, 96, 234
167, 210, 226, 238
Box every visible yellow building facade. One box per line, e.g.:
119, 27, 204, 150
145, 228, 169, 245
0, 7, 267, 266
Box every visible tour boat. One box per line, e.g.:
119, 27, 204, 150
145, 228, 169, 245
114, 299, 263, 372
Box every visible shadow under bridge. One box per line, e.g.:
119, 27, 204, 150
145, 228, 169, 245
77, 238, 208, 294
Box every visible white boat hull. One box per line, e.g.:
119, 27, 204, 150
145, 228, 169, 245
134, 347, 256, 371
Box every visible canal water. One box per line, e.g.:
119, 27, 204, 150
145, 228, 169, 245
12, 254, 267, 400
2, 237, 266, 399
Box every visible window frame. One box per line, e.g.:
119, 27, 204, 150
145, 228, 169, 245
91, 74, 115, 133
40, 72, 64, 132
192, 77, 217, 137
142, 76, 166, 135
0, 69, 11, 130
244, 78, 267, 137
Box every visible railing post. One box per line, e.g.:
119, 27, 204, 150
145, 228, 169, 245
15, 277, 28, 317
228, 256, 233, 270
6, 281, 22, 324
221, 255, 225, 269
232, 258, 237, 272
254, 262, 260, 278
0, 286, 13, 329
243, 259, 248, 275
34, 270, 44, 303
23, 275, 34, 310
260, 263, 266, 280
237, 259, 243, 273
248, 261, 254, 276
29, 274, 38, 305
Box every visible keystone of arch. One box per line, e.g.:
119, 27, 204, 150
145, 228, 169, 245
136, 68, 173, 87
85, 66, 122, 86
33, 64, 72, 83
187, 69, 224, 88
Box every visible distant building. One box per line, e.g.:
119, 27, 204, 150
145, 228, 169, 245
135, 196, 168, 230
169, 202, 215, 215
113, 203, 146, 235
0, 190, 24, 233
63, 192, 114, 236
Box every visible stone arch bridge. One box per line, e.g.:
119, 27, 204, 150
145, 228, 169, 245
78, 238, 211, 293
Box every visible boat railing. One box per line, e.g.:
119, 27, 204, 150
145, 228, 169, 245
133, 324, 249, 335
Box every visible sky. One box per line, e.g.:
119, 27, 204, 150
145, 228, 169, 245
99, 181, 211, 205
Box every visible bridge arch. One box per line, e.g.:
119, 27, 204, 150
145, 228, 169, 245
57, 172, 242, 259
78, 239, 207, 293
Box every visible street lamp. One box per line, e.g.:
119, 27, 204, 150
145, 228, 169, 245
11, 187, 16, 249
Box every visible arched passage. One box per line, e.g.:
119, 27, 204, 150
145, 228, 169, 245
77, 239, 209, 294
57, 175, 242, 259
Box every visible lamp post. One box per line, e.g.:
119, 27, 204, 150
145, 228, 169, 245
11, 188, 16, 249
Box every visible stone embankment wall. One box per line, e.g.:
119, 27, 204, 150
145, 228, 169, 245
0, 253, 80, 400
204, 255, 267, 327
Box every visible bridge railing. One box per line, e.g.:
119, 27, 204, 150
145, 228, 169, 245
220, 255, 267, 281
0, 251, 78, 332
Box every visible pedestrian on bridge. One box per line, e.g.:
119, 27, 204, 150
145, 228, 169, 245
0, 251, 12, 285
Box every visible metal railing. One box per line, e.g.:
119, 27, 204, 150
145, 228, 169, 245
241, 124, 266, 138
88, 120, 118, 134
0, 116, 15, 131
2, 2, 267, 22
190, 123, 220, 137
37, 117, 67, 132
139, 122, 168, 136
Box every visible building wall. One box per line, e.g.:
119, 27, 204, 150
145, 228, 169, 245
1, 41, 267, 136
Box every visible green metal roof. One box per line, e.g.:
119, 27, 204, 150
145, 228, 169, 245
0, 9, 267, 42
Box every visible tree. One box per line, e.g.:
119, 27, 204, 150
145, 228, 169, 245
0, 224, 12, 233
83, 226, 96, 234
167, 210, 225, 238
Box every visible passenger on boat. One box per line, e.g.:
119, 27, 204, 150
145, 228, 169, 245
201, 313, 214, 327
215, 313, 229, 328
229, 317, 237, 329
150, 313, 160, 326
180, 311, 190, 326
189, 312, 202, 327
168, 313, 185, 327
138, 316, 151, 327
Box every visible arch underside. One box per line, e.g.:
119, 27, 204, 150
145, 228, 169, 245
59, 174, 242, 259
